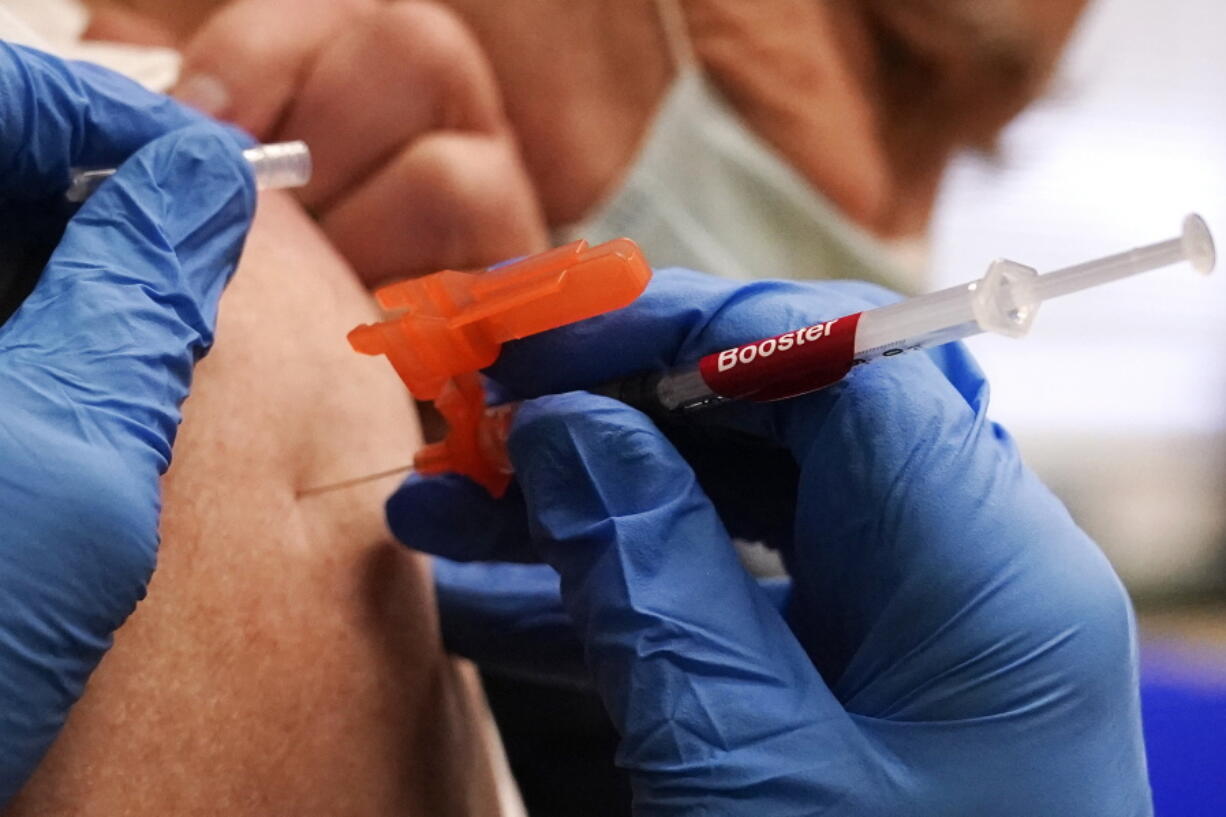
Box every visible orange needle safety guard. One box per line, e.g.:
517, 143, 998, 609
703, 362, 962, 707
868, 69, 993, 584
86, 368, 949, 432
348, 239, 652, 496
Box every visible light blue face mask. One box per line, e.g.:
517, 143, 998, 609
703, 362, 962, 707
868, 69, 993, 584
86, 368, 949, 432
555, 67, 922, 294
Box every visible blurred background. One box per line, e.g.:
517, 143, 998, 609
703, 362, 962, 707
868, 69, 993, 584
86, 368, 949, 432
931, 0, 1226, 811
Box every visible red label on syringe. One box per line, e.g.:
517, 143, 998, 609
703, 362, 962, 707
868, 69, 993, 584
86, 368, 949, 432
697, 312, 862, 402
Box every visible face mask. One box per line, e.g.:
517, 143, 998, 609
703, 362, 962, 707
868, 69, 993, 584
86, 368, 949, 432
554, 69, 923, 293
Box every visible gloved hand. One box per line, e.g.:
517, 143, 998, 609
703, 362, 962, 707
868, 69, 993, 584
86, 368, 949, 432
0, 43, 255, 802
388, 269, 1151, 815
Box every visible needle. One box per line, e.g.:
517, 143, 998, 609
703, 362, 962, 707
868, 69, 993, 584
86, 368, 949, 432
297, 462, 414, 498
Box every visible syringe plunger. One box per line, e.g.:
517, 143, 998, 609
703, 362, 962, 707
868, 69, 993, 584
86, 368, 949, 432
854, 214, 1216, 360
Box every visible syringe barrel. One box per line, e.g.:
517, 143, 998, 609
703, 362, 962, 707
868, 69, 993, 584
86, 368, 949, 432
605, 217, 1219, 418
242, 140, 312, 191
607, 283, 987, 413
852, 283, 980, 360
593, 364, 722, 414
64, 168, 117, 203
64, 140, 312, 203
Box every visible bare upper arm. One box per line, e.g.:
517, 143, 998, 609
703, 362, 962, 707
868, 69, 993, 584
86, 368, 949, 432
5, 193, 507, 816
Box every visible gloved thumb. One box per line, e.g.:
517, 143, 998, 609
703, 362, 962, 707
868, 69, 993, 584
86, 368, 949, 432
508, 393, 872, 809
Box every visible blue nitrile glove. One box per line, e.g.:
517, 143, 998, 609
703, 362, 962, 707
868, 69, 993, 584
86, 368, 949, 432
388, 268, 1150, 815
0, 43, 255, 802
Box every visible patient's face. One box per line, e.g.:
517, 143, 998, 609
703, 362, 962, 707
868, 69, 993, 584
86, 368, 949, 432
4, 195, 508, 815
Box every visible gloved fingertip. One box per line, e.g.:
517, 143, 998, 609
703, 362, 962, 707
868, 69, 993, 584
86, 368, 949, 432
484, 269, 728, 397
74, 122, 257, 272
509, 392, 688, 529
510, 391, 658, 455
386, 471, 483, 545
219, 121, 259, 151
386, 472, 536, 562
139, 122, 257, 205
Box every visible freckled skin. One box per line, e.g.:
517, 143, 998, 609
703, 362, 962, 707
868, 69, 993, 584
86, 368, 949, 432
4, 195, 506, 817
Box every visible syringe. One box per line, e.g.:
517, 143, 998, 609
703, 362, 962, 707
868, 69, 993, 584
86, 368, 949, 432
299, 216, 1216, 497
64, 140, 312, 203
600, 214, 1216, 414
